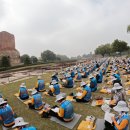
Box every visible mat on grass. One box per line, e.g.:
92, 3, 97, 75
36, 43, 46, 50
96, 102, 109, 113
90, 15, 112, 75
95, 119, 129, 130
14, 93, 32, 103
95, 119, 105, 130
50, 113, 81, 129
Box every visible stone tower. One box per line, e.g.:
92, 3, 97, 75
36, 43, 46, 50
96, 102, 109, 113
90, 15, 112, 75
0, 31, 20, 66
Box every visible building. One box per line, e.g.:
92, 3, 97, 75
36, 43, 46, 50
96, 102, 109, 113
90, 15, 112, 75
0, 31, 20, 66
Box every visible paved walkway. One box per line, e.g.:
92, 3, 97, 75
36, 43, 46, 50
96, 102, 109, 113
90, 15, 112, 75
0, 69, 49, 86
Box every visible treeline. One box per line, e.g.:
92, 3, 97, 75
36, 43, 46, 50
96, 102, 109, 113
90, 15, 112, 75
95, 39, 130, 57
21, 50, 71, 65
0, 49, 91, 68
20, 50, 93, 66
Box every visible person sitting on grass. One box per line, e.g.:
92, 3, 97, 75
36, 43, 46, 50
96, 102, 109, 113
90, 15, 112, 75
74, 82, 92, 102
70, 69, 75, 78
104, 101, 129, 130
102, 67, 106, 75
112, 101, 130, 130
81, 69, 89, 78
19, 83, 29, 100
0, 98, 15, 129
74, 72, 82, 81
48, 94, 74, 122
62, 74, 74, 88
12, 117, 36, 130
28, 90, 44, 110
109, 83, 126, 108
112, 72, 122, 85
51, 73, 59, 82
95, 71, 103, 83
47, 80, 60, 96
35, 76, 45, 92
89, 74, 97, 92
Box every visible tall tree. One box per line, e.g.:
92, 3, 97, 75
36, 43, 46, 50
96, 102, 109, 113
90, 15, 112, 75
21, 54, 31, 65
95, 44, 112, 57
112, 39, 129, 55
30, 56, 38, 64
1, 56, 11, 67
41, 50, 56, 62
104, 44, 112, 56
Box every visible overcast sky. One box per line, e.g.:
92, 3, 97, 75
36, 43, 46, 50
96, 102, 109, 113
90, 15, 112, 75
0, 0, 130, 57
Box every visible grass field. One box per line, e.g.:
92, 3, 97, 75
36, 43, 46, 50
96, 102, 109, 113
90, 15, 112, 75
0, 70, 130, 130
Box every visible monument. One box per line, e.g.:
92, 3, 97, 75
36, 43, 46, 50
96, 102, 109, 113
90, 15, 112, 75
0, 31, 20, 66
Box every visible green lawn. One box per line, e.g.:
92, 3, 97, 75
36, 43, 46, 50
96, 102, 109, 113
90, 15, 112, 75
0, 71, 129, 130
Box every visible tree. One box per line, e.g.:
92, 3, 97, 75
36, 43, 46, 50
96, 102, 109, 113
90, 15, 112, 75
30, 56, 38, 64
127, 25, 130, 33
112, 39, 129, 55
77, 55, 82, 60
21, 54, 31, 65
1, 56, 11, 67
41, 50, 56, 62
95, 44, 112, 57
104, 44, 112, 56
56, 54, 70, 61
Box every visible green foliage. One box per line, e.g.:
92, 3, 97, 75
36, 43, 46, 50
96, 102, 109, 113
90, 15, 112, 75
56, 54, 70, 61
30, 56, 38, 64
127, 25, 130, 33
95, 39, 129, 56
21, 54, 31, 65
1, 56, 11, 67
95, 44, 112, 57
112, 39, 129, 54
41, 50, 57, 62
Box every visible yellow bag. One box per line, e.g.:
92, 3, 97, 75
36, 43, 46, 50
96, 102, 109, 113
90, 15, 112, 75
100, 89, 107, 94
107, 81, 112, 85
128, 90, 130, 94
126, 90, 130, 95
77, 120, 96, 130
109, 100, 116, 105
125, 82, 130, 86
96, 100, 104, 106
66, 96, 74, 101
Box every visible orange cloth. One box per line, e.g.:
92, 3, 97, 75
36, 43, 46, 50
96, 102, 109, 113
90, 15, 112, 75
113, 118, 128, 130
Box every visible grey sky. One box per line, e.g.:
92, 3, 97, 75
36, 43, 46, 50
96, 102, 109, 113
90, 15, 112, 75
0, 0, 130, 57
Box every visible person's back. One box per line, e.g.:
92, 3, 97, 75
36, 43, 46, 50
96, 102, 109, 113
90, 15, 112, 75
37, 79, 45, 91
90, 77, 97, 92
71, 71, 75, 78
84, 71, 89, 77
99, 70, 103, 78
114, 74, 120, 81
96, 73, 102, 83
67, 77, 74, 88
53, 84, 60, 95
102, 67, 106, 75
33, 94, 43, 110
19, 87, 29, 100
0, 104, 15, 127
77, 73, 82, 80
61, 100, 74, 120
52, 75, 59, 82
83, 85, 91, 101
